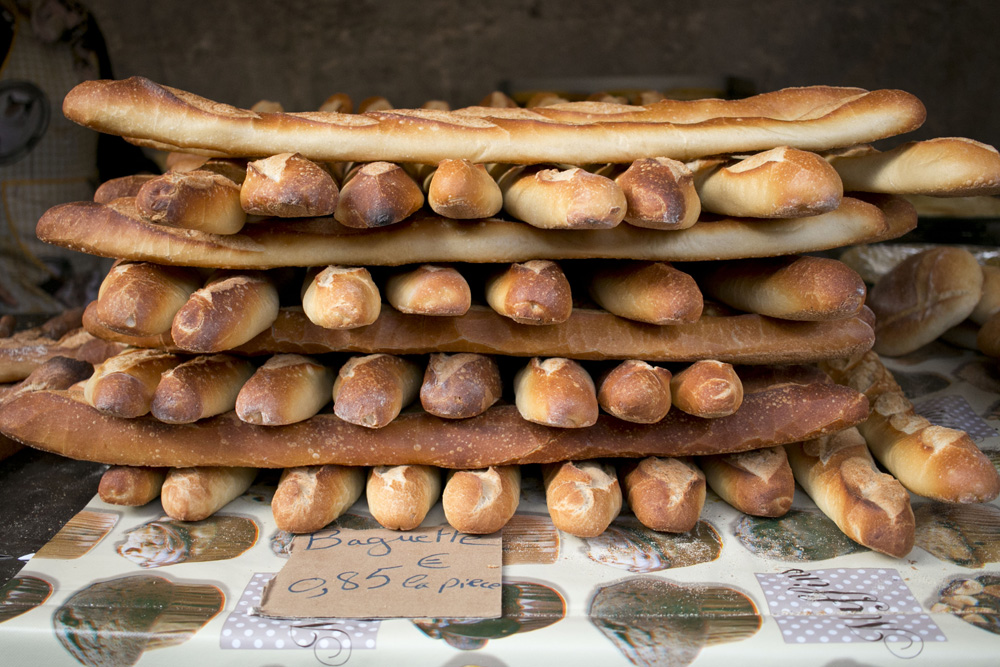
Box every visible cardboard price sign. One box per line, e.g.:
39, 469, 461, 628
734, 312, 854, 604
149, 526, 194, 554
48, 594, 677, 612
259, 525, 502, 619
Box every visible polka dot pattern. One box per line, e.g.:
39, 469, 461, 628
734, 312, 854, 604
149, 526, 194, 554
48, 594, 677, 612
755, 569, 945, 646
220, 573, 381, 652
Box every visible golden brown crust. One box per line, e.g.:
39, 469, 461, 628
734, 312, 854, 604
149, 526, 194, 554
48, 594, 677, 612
240, 153, 339, 217
786, 428, 915, 558
150, 354, 255, 424
596, 360, 672, 424
62, 78, 926, 163
419, 353, 502, 419
0, 326, 123, 383
385, 264, 471, 316
235, 354, 334, 425
171, 271, 280, 353
0, 369, 869, 468
160, 466, 257, 521
588, 261, 702, 325
36, 196, 904, 269
94, 174, 157, 205
699, 446, 794, 517
427, 159, 503, 219
301, 266, 381, 329
620, 457, 705, 532
498, 166, 626, 229
95, 261, 203, 337
514, 357, 598, 428
335, 162, 424, 228
442, 466, 520, 534
332, 354, 422, 428
670, 360, 743, 418
697, 255, 867, 321
485, 260, 573, 325
83, 349, 181, 418
612, 157, 700, 230
98, 466, 167, 506
367, 464, 441, 530
544, 460, 621, 537
271, 465, 365, 533
136, 169, 246, 234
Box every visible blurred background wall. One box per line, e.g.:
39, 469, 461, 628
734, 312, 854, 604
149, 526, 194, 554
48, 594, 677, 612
85, 0, 1000, 148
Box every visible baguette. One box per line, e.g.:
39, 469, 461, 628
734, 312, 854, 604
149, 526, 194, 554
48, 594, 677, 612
301, 265, 381, 329
610, 157, 700, 230
63, 78, 926, 164
36, 195, 909, 268
485, 260, 573, 325
236, 354, 334, 425
596, 359, 672, 424
83, 348, 181, 418
544, 460, 621, 537
271, 465, 365, 533
478, 90, 519, 108
670, 360, 743, 418
98, 466, 167, 506
136, 169, 246, 234
426, 159, 503, 219
85, 303, 878, 365
319, 93, 353, 113
699, 446, 794, 517
688, 146, 843, 218
94, 174, 157, 204
160, 466, 257, 521
0, 370, 869, 468
358, 96, 392, 113
199, 157, 249, 184
385, 264, 471, 316
588, 261, 702, 325
868, 247, 984, 356
620, 456, 705, 533
335, 162, 424, 228
498, 165, 626, 229
820, 351, 1000, 503
696, 255, 867, 321
0, 327, 123, 383
367, 464, 441, 530
419, 353, 502, 419
240, 153, 338, 217
3, 356, 94, 399
786, 428, 915, 558
150, 354, 255, 424
171, 271, 280, 353
978, 310, 1000, 358
332, 354, 422, 428
95, 261, 203, 337
514, 357, 598, 428
826, 138, 1000, 196
442, 466, 520, 534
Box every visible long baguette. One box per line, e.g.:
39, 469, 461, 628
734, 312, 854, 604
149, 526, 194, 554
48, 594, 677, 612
419, 353, 502, 419
588, 261, 702, 325
669, 360, 743, 418
332, 354, 422, 428
95, 261, 203, 337
301, 265, 381, 329
498, 165, 626, 229
426, 159, 503, 219
271, 465, 365, 533
83, 348, 182, 418
596, 359, 672, 424
36, 195, 909, 268
136, 169, 246, 234
84, 302, 877, 365
62, 78, 926, 164
786, 428, 914, 558
820, 351, 1000, 503
514, 357, 598, 428
699, 446, 794, 517
608, 157, 700, 230
171, 271, 280, 353
335, 162, 424, 228
150, 354, 255, 424
0, 370, 869, 468
0, 327, 123, 383
385, 264, 471, 316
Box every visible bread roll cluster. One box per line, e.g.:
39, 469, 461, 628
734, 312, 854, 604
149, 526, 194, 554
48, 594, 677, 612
2, 78, 1000, 557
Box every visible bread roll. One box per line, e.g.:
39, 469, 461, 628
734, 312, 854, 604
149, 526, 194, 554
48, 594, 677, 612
272, 465, 365, 533
151, 354, 254, 424
427, 159, 503, 219
786, 428, 914, 558
620, 457, 705, 533
236, 354, 334, 425
596, 360, 672, 423
498, 165, 626, 229
171, 271, 280, 353
95, 261, 203, 337
301, 265, 381, 330
94, 174, 157, 204
83, 349, 181, 418
160, 466, 257, 521
333, 354, 422, 428
485, 260, 572, 325
588, 261, 702, 324
670, 360, 743, 418
136, 169, 246, 234
697, 255, 867, 321
367, 464, 441, 530
335, 162, 423, 228
611, 157, 700, 230
971, 264, 1000, 325
240, 152, 338, 217
699, 446, 794, 517
821, 351, 1000, 503
514, 357, 598, 428
420, 353, 502, 419
442, 466, 520, 534
689, 146, 843, 218
98, 466, 167, 506
869, 247, 984, 356
385, 264, 471, 316
826, 138, 1000, 196
544, 460, 621, 537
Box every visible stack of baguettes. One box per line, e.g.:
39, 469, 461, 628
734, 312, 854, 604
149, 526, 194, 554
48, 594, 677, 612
3, 77, 1000, 560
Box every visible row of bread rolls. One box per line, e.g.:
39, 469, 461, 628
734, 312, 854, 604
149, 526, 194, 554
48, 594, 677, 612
80, 347, 746, 428
91, 136, 1000, 235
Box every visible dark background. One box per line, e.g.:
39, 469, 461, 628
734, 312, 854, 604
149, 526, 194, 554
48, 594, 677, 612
86, 0, 1000, 149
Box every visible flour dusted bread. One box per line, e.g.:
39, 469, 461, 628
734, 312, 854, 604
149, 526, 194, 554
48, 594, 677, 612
240, 152, 338, 217
236, 354, 334, 425
699, 446, 794, 517
367, 464, 441, 530
301, 265, 381, 329
160, 466, 257, 522
443, 466, 520, 534
514, 357, 598, 428
596, 360, 672, 424
84, 349, 181, 418
171, 271, 280, 353
544, 460, 621, 537
420, 353, 502, 419
271, 465, 364, 533
620, 457, 705, 533
95, 261, 203, 337
151, 354, 255, 424
136, 169, 246, 234
498, 165, 626, 229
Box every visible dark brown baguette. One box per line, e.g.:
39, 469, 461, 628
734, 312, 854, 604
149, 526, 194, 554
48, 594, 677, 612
36, 196, 910, 269
0, 370, 868, 468
62, 78, 926, 164
82, 303, 876, 365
